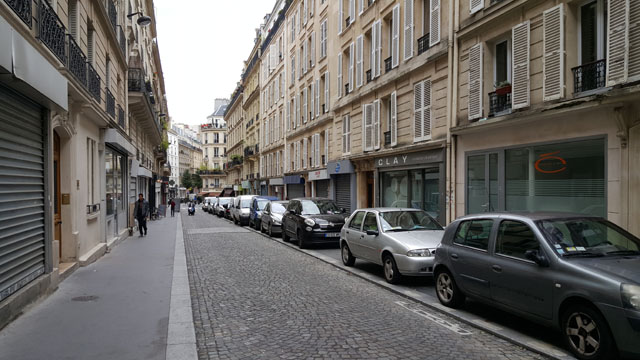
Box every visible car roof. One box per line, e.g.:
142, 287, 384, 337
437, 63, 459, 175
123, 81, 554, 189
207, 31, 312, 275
254, 196, 278, 200
351, 207, 426, 213
455, 212, 600, 222
291, 197, 332, 201
236, 195, 256, 199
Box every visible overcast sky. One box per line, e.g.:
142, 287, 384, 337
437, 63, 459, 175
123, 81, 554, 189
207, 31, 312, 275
154, 0, 275, 126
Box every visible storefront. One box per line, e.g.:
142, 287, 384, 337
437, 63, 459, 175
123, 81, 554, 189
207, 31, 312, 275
268, 178, 284, 199
328, 160, 356, 214
465, 137, 606, 217
104, 129, 135, 240
260, 181, 268, 196
241, 180, 251, 195
375, 149, 446, 224
308, 169, 330, 198
284, 175, 305, 199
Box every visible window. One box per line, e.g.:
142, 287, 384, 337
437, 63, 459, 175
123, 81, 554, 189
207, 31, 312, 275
349, 211, 365, 230
87, 138, 96, 205
363, 213, 378, 232
321, 19, 328, 58
579, 0, 606, 65
496, 221, 540, 260
453, 219, 493, 251
494, 39, 511, 86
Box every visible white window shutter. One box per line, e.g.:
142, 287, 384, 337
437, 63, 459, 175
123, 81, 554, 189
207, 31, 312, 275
324, 129, 329, 165
390, 91, 397, 146
512, 21, 530, 110
375, 20, 382, 77
310, 83, 315, 120
303, 40, 308, 74
315, 134, 320, 167
321, 20, 327, 58
373, 99, 381, 149
310, 135, 315, 168
363, 103, 373, 151
607, 0, 630, 85
310, 0, 314, 17
287, 100, 291, 132
311, 32, 316, 67
371, 23, 377, 76
430, 0, 440, 47
337, 53, 343, 97
342, 115, 348, 153
339, 0, 344, 34
630, 2, 640, 80
315, 79, 320, 116
404, 0, 414, 61
470, 0, 483, 15
276, 152, 280, 176
303, 88, 308, 123
356, 35, 364, 87
543, 4, 565, 101
359, 0, 364, 15
303, 138, 308, 169
303, 0, 307, 25
349, 0, 355, 23
414, 81, 424, 141
392, 5, 400, 68
468, 43, 483, 120
325, 71, 330, 112
349, 42, 355, 92
295, 94, 299, 128
423, 80, 432, 140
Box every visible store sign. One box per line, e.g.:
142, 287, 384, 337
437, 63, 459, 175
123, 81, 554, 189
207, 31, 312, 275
242, 180, 250, 188
269, 178, 284, 185
328, 160, 355, 174
233, 185, 239, 191
375, 149, 443, 168
284, 175, 304, 184
308, 169, 329, 181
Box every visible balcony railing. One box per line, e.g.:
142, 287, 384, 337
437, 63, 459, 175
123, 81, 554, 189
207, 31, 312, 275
4, 0, 32, 27
106, 0, 117, 32
417, 33, 430, 56
244, 146, 254, 157
366, 69, 372, 83
384, 57, 392, 73
66, 34, 87, 87
88, 64, 101, 103
128, 68, 146, 92
254, 144, 259, 154
572, 59, 606, 94
106, 89, 115, 118
118, 25, 126, 56
345, 83, 350, 95
488, 91, 512, 117
38, 0, 66, 63
117, 105, 125, 128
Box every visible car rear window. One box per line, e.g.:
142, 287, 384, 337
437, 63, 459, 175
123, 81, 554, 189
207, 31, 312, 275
453, 219, 492, 251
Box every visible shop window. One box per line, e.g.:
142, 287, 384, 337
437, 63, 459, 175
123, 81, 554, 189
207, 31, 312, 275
381, 168, 440, 221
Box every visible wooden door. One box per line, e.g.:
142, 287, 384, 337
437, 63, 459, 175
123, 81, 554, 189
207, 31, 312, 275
54, 132, 61, 258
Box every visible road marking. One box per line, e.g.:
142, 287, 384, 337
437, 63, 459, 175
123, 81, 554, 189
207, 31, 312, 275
395, 301, 473, 336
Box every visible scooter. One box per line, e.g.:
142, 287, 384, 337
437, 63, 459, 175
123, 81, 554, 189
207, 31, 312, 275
188, 204, 195, 216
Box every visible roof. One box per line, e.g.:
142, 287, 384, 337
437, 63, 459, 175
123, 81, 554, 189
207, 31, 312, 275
210, 104, 228, 117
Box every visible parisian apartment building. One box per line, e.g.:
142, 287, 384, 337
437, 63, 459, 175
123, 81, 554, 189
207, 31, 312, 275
221, 0, 639, 237
0, 0, 170, 329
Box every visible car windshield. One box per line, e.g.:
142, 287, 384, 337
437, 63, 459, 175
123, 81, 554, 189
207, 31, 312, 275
241, 199, 252, 208
271, 203, 287, 214
538, 218, 640, 256
256, 199, 269, 210
380, 211, 443, 232
219, 199, 230, 205
300, 200, 342, 215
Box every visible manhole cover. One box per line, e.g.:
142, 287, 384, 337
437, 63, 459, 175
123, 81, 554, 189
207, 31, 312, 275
71, 295, 99, 302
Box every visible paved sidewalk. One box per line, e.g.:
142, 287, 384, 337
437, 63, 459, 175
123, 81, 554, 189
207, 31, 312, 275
0, 214, 182, 360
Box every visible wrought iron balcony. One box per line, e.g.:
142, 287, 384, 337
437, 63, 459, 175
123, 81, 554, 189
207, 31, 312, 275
345, 83, 350, 95
118, 25, 126, 56
3, 0, 32, 27
118, 105, 125, 128
384, 57, 392, 73
366, 69, 372, 83
106, 89, 115, 118
87, 63, 101, 103
38, 0, 66, 63
417, 33, 430, 56
106, 0, 117, 32
255, 144, 259, 154
572, 59, 606, 94
244, 146, 254, 157
488, 90, 512, 117
66, 34, 87, 87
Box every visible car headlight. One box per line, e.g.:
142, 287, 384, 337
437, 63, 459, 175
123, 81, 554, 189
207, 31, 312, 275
273, 219, 281, 225
304, 218, 316, 227
407, 249, 432, 257
621, 284, 640, 310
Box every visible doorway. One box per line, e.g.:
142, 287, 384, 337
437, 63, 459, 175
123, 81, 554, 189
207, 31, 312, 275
54, 132, 62, 258
630, 124, 640, 237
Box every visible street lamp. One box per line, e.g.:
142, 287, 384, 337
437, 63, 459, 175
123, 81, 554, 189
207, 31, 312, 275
127, 12, 152, 27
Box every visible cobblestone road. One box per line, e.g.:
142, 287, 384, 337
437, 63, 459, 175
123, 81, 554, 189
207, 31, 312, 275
182, 211, 546, 360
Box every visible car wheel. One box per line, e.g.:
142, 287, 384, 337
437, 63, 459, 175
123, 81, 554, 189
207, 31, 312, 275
297, 229, 308, 249
282, 228, 290, 242
268, 223, 274, 237
382, 254, 401, 284
255, 220, 261, 231
341, 242, 355, 266
435, 269, 465, 308
562, 304, 615, 360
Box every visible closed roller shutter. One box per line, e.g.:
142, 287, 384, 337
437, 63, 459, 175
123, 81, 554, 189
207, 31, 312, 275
287, 184, 305, 199
335, 174, 351, 213
315, 179, 329, 198
0, 85, 46, 302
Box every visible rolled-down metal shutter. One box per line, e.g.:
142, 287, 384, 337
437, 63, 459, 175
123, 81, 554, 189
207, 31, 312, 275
0, 85, 46, 302
335, 174, 351, 213
287, 184, 305, 199
315, 179, 329, 198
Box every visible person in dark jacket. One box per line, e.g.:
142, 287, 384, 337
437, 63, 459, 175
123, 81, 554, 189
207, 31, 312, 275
170, 199, 176, 217
134, 193, 149, 236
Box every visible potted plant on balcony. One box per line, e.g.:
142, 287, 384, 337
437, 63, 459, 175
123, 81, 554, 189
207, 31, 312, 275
494, 80, 511, 96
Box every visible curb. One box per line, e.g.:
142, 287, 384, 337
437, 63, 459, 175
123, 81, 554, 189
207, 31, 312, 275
215, 214, 574, 360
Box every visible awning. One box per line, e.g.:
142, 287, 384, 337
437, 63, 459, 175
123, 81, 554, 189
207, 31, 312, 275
221, 188, 235, 197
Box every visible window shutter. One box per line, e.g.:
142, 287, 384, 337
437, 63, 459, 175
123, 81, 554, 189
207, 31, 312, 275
275, 76, 279, 100
303, 40, 308, 74
303, 0, 307, 25
325, 71, 330, 112
342, 115, 348, 153
363, 103, 373, 151
413, 81, 423, 141
324, 129, 329, 165
543, 4, 565, 101
315, 79, 320, 116
430, 0, 440, 47
310, 0, 314, 17
287, 100, 291, 132
276, 152, 280, 176
321, 20, 327, 58
295, 94, 299, 128
629, 1, 640, 80
356, 35, 364, 87
349, 0, 355, 23
303, 138, 308, 169
470, 0, 483, 15
390, 91, 397, 146
371, 23, 377, 76
373, 99, 381, 149
349, 42, 355, 92
375, 20, 382, 77
359, 0, 364, 15
310, 83, 315, 120
339, 0, 344, 34
303, 88, 308, 123
423, 80, 432, 140
270, 45, 276, 70
512, 21, 530, 109
337, 53, 343, 97
404, 0, 414, 61
311, 32, 316, 67
310, 135, 315, 168
392, 5, 400, 68
607, 0, 630, 85
315, 134, 321, 167
468, 43, 483, 120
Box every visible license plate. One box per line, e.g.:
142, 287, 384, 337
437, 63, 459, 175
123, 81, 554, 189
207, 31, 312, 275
325, 233, 340, 237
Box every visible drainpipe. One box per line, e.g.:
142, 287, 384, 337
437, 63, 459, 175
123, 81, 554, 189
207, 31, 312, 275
446, 0, 460, 224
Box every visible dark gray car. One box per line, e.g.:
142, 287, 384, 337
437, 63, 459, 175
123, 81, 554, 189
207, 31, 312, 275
433, 212, 640, 360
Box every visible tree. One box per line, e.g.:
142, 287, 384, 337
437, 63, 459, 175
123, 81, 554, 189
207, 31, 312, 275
191, 173, 203, 190
181, 170, 193, 189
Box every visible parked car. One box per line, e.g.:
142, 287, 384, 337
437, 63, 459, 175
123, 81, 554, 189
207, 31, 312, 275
203, 197, 216, 213
232, 195, 256, 225
433, 212, 640, 360
282, 198, 348, 248
260, 201, 289, 237
249, 196, 278, 229
340, 208, 444, 284
215, 197, 232, 217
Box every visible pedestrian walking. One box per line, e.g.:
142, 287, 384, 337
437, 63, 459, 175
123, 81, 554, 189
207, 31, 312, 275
134, 193, 149, 237
170, 199, 176, 217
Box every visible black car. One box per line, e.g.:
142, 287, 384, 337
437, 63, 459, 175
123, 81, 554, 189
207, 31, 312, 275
282, 198, 348, 249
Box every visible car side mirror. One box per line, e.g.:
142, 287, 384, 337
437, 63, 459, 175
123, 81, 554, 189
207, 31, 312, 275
341, 208, 347, 213
525, 250, 549, 267
366, 230, 379, 236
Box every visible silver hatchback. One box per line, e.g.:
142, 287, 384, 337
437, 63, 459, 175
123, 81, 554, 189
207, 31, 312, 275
340, 208, 444, 284
434, 212, 640, 360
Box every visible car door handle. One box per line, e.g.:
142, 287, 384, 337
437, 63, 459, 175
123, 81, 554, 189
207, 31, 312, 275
346, 230, 350, 234
450, 253, 459, 260
492, 265, 502, 273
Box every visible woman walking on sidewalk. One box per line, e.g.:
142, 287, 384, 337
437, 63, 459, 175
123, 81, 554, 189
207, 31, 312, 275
134, 193, 149, 236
